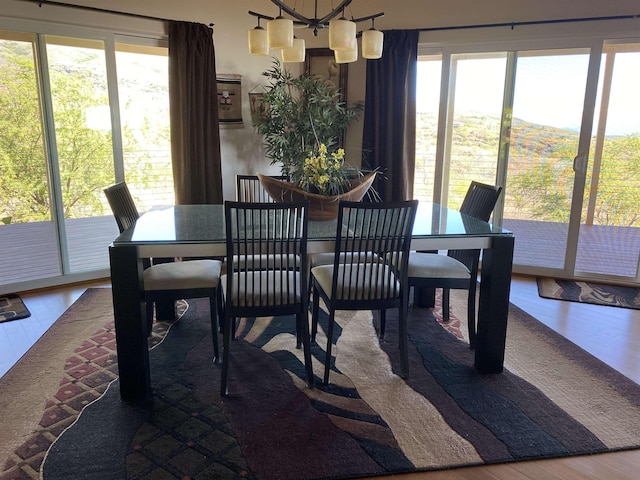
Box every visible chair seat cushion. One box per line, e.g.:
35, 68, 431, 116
312, 263, 400, 300
143, 259, 222, 291
407, 252, 470, 279
221, 271, 302, 306
220, 254, 301, 275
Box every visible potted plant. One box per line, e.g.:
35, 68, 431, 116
252, 59, 376, 219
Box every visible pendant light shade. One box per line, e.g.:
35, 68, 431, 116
282, 38, 306, 62
334, 44, 358, 64
362, 28, 384, 59
248, 2, 384, 61
248, 26, 269, 56
268, 16, 294, 49
329, 18, 356, 51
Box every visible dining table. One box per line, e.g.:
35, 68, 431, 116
109, 202, 514, 401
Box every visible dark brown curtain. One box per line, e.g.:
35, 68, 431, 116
168, 21, 223, 205
362, 30, 419, 201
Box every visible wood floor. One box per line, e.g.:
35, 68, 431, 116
2, 275, 639, 479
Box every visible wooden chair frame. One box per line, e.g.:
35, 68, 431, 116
310, 200, 418, 384
219, 200, 314, 396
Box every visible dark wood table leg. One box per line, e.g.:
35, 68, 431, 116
412, 250, 437, 307
109, 244, 151, 402
474, 235, 514, 374
154, 299, 176, 321
413, 286, 435, 307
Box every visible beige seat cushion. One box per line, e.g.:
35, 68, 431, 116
309, 251, 379, 268
221, 271, 302, 306
407, 252, 470, 279
143, 259, 222, 291
311, 263, 400, 300
221, 254, 301, 275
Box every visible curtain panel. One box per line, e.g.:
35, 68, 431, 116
168, 21, 223, 205
362, 30, 419, 201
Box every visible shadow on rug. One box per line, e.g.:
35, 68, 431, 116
4, 288, 640, 480
537, 277, 640, 310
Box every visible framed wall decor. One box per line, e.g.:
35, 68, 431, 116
248, 84, 269, 122
216, 74, 243, 125
304, 48, 348, 102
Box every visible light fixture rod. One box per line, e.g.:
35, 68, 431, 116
267, 0, 353, 26
316, 1, 353, 25
248, 10, 274, 21
350, 12, 385, 24
255, 0, 383, 30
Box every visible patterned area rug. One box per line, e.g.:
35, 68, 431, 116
2, 288, 640, 479
537, 277, 640, 310
0, 294, 31, 323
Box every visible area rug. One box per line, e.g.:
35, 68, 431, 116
0, 294, 31, 322
537, 277, 640, 310
2, 289, 640, 480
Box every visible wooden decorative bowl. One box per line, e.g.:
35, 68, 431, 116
257, 172, 377, 221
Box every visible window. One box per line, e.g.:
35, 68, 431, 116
115, 43, 173, 212
416, 38, 640, 283
0, 27, 170, 292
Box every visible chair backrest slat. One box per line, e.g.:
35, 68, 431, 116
459, 181, 502, 222
332, 200, 418, 303
103, 182, 140, 233
225, 201, 308, 313
236, 175, 289, 203
450, 181, 503, 269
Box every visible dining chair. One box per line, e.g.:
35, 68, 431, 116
103, 182, 222, 361
406, 181, 502, 349
219, 200, 314, 396
230, 174, 297, 296
236, 174, 288, 202
310, 200, 418, 384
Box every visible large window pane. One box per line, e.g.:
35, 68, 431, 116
0, 28, 172, 293
446, 53, 506, 209
504, 50, 590, 270
577, 45, 640, 277
115, 44, 173, 212
45, 36, 117, 274
0, 32, 61, 284
414, 56, 441, 202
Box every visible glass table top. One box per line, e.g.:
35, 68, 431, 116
113, 202, 512, 246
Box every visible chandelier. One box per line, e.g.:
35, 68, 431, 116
248, 0, 384, 63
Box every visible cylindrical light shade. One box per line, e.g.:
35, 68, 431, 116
329, 18, 356, 51
267, 16, 293, 49
362, 29, 384, 59
248, 27, 269, 56
334, 45, 358, 64
281, 38, 306, 62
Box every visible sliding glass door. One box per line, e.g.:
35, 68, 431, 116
0, 25, 171, 293
44, 36, 117, 274
444, 52, 507, 209
575, 43, 640, 278
0, 31, 61, 283
416, 39, 640, 284
504, 48, 592, 271
115, 42, 173, 212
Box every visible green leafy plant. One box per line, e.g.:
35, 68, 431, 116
252, 59, 364, 192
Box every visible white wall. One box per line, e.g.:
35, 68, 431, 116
2, 0, 640, 199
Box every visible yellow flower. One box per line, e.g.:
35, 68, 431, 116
299, 143, 351, 195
